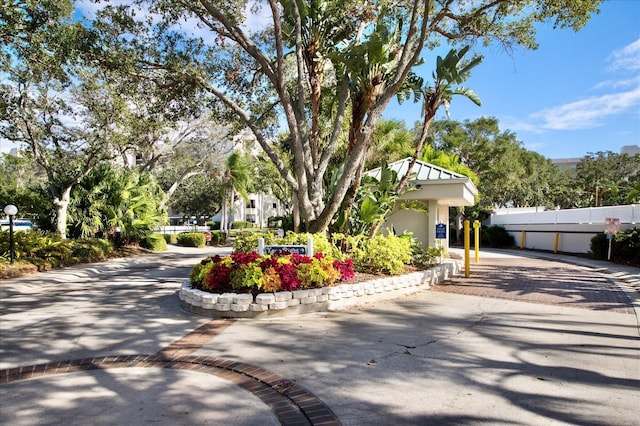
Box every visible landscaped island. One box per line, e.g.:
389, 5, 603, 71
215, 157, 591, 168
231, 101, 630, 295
181, 232, 458, 318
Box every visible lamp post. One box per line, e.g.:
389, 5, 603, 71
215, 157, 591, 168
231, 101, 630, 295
3, 204, 18, 265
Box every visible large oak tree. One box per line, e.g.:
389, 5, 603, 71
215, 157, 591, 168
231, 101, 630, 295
78, 1, 604, 232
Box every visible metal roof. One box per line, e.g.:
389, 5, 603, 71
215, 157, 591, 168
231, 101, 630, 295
364, 157, 468, 182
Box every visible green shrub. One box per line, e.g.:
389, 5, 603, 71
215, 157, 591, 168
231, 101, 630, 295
231, 221, 252, 229
0, 259, 38, 279
590, 233, 609, 259
207, 221, 220, 230
267, 215, 294, 231
479, 225, 515, 248
279, 232, 344, 259
177, 232, 206, 248
210, 230, 227, 245
233, 232, 275, 253
591, 227, 640, 264
142, 234, 168, 252
346, 234, 412, 275
613, 227, 640, 264
0, 232, 115, 272
163, 233, 178, 244
70, 238, 114, 262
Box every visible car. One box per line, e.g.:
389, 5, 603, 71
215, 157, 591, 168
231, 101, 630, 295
0, 219, 34, 231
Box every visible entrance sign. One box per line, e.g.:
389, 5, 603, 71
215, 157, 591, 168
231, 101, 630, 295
435, 223, 446, 239
264, 245, 306, 255
258, 236, 314, 256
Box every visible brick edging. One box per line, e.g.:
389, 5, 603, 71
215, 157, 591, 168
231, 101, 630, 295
1, 355, 340, 426
180, 261, 461, 318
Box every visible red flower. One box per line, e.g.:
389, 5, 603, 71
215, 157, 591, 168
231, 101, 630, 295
333, 258, 355, 281
231, 251, 260, 265
291, 253, 313, 265
205, 263, 233, 290
279, 263, 301, 291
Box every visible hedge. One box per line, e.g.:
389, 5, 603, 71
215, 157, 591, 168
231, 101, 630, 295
177, 232, 206, 248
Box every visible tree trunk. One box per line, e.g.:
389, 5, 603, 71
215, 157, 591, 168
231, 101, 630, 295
220, 187, 227, 234
292, 194, 300, 233
227, 190, 236, 236
53, 186, 72, 239
161, 170, 201, 209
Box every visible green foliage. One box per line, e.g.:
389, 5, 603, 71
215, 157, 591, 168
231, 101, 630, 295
230, 264, 264, 290
279, 232, 341, 258
163, 233, 178, 244
267, 216, 294, 231
575, 152, 640, 207
231, 221, 252, 229
233, 233, 275, 253
190, 251, 353, 293
613, 228, 640, 264
346, 234, 412, 275
480, 226, 516, 248
589, 233, 608, 260
141, 234, 168, 252
68, 164, 166, 243
210, 231, 227, 245
591, 228, 640, 264
0, 230, 114, 272
337, 161, 404, 237
177, 232, 206, 248
207, 221, 221, 230
296, 261, 329, 289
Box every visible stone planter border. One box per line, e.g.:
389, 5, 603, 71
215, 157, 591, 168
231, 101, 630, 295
179, 260, 460, 318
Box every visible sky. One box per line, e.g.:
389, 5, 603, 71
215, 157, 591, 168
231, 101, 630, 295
383, 0, 640, 160
2, 0, 639, 160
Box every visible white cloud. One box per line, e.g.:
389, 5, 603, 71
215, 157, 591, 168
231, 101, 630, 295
608, 37, 640, 72
531, 85, 640, 130
522, 38, 640, 131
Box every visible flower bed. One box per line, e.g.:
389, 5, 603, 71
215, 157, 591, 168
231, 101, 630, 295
179, 260, 461, 318
189, 251, 355, 294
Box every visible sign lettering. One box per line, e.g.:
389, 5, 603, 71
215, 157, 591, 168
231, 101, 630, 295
264, 245, 307, 255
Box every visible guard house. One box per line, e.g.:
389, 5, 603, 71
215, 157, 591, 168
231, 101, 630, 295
363, 158, 478, 250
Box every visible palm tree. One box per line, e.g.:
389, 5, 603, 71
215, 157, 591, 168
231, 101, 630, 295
396, 46, 482, 194
219, 151, 252, 236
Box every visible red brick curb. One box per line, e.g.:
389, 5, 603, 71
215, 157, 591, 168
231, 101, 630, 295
0, 354, 340, 426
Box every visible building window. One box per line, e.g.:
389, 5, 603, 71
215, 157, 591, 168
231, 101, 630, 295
246, 199, 256, 208
272, 203, 277, 209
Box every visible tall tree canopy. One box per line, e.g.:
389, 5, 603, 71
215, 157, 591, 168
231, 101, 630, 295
94, 0, 600, 232
429, 117, 570, 209
5, 0, 602, 234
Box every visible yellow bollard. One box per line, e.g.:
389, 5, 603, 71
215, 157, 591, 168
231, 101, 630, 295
473, 220, 480, 263
554, 232, 560, 253
464, 220, 470, 278
520, 231, 526, 249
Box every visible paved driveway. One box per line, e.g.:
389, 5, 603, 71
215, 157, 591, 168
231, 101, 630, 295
1, 246, 639, 425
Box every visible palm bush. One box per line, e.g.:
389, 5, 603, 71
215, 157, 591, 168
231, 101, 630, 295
68, 165, 166, 243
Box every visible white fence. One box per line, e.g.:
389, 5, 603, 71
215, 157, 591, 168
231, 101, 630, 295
489, 205, 638, 254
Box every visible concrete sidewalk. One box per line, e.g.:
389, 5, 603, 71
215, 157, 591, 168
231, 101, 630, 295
1, 246, 639, 425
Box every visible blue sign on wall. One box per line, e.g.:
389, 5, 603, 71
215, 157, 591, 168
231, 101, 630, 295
435, 224, 447, 239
